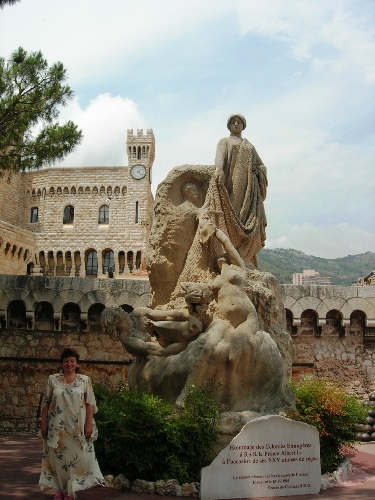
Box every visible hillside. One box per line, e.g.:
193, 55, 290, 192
257, 248, 375, 286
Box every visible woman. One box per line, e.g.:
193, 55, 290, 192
39, 348, 104, 500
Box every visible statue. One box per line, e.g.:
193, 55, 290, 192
103, 114, 294, 448
209, 113, 268, 267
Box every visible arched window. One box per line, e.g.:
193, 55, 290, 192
103, 250, 114, 273
30, 207, 38, 223
118, 251, 125, 274
63, 205, 74, 224
86, 250, 98, 276
127, 251, 134, 272
99, 205, 109, 224
136, 250, 142, 269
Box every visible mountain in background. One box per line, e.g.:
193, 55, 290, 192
257, 248, 375, 286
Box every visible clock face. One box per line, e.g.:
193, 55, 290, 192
131, 164, 146, 180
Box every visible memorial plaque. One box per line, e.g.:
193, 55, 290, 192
200, 415, 321, 499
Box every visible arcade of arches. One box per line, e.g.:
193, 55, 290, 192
34, 248, 143, 277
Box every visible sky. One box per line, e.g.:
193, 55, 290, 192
1, 0, 374, 258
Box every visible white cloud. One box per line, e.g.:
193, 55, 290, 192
57, 94, 144, 166
237, 0, 375, 84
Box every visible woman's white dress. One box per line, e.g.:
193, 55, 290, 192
39, 373, 104, 498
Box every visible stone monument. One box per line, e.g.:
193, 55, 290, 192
201, 415, 321, 499
102, 113, 295, 448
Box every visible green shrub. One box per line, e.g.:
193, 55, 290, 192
94, 382, 220, 483
287, 378, 367, 474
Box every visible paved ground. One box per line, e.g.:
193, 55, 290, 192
1, 434, 375, 500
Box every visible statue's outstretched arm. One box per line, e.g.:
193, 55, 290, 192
143, 308, 190, 322
123, 336, 164, 358
214, 228, 246, 270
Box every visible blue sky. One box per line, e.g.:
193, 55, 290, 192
1, 0, 374, 258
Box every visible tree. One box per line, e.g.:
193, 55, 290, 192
0, 0, 21, 9
0, 47, 83, 176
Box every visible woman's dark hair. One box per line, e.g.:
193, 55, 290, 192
60, 348, 80, 372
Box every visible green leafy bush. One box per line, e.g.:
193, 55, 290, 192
287, 378, 367, 474
94, 382, 220, 483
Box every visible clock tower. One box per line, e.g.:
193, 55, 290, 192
126, 128, 155, 270
127, 128, 155, 182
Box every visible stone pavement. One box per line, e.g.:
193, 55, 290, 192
1, 434, 375, 500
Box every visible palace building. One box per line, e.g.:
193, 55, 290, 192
0, 129, 155, 278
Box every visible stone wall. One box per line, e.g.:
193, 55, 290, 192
0, 329, 132, 433
0, 275, 150, 432
280, 284, 375, 400
1, 277, 375, 432
0, 172, 23, 226
0, 221, 35, 275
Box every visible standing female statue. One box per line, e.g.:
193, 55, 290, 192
208, 113, 268, 267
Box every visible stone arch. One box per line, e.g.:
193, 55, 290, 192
61, 302, 81, 332
285, 308, 296, 336
348, 310, 366, 336
35, 301, 54, 331
88, 303, 105, 332
121, 304, 134, 313
323, 309, 344, 337
316, 297, 346, 319
7, 300, 27, 329
298, 309, 319, 336
342, 298, 375, 320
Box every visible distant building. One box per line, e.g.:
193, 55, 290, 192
356, 271, 375, 286
293, 269, 332, 286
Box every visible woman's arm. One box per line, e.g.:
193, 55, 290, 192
84, 404, 94, 438
40, 404, 49, 438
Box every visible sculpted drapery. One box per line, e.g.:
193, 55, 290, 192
211, 114, 268, 267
